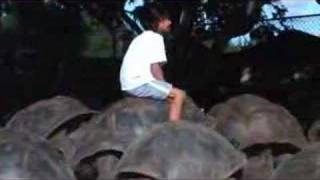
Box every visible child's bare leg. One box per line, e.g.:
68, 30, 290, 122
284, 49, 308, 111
168, 88, 186, 121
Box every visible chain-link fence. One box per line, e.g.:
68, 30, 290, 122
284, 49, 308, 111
266, 13, 320, 37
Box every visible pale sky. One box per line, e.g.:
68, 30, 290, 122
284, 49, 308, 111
228, 0, 320, 52
262, 0, 320, 36
278, 0, 320, 16
263, 0, 320, 18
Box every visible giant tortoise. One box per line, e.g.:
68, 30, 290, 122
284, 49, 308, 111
71, 96, 207, 179
5, 95, 97, 166
0, 128, 76, 180
207, 94, 307, 180
270, 143, 320, 180
114, 121, 246, 180
207, 94, 307, 150
72, 96, 206, 166
6, 95, 97, 139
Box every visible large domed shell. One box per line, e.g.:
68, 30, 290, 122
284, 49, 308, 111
207, 94, 307, 150
6, 96, 97, 139
72, 96, 206, 166
0, 129, 76, 180
208, 94, 276, 129
270, 143, 320, 180
115, 121, 246, 180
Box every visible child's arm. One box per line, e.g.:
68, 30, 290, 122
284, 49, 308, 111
151, 62, 165, 81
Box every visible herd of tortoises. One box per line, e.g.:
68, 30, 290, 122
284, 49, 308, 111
0, 94, 319, 180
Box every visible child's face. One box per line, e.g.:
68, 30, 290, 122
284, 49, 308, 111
157, 17, 172, 33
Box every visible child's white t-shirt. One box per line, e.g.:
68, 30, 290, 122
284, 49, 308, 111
120, 30, 167, 90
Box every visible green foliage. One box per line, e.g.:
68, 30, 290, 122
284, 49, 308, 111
80, 10, 114, 59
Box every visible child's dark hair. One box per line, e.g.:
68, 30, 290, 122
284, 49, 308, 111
134, 3, 169, 32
